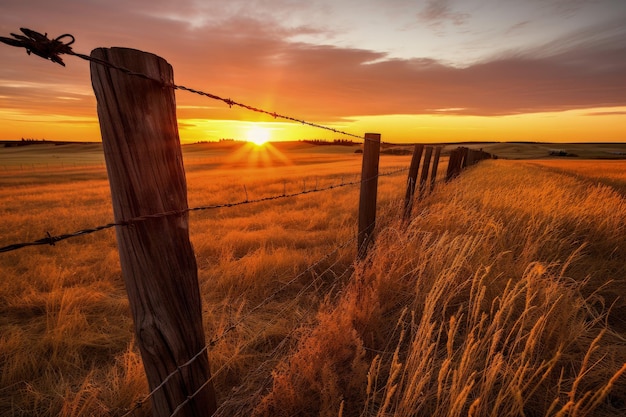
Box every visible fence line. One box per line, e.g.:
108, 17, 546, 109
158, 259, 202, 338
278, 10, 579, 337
120, 232, 360, 417
210, 244, 350, 417
2, 27, 496, 417
117, 153, 457, 416
173, 242, 357, 417
0, 142, 489, 416
0, 167, 406, 254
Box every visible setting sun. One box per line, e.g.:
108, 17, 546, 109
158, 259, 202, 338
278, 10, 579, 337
246, 125, 271, 146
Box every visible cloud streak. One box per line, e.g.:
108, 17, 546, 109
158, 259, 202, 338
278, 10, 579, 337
0, 0, 625, 135
168, 16, 626, 120
417, 0, 470, 27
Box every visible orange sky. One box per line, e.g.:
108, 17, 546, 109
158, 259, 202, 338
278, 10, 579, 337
1, 0, 625, 144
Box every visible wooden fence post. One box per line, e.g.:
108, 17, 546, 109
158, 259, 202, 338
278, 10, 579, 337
467, 149, 477, 166
403, 144, 424, 221
430, 146, 442, 192
90, 47, 217, 417
358, 133, 381, 259
446, 149, 457, 181
460, 147, 469, 169
419, 146, 433, 198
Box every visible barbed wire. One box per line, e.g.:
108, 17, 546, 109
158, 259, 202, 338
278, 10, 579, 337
113, 164, 408, 416
170, 237, 358, 417
125, 201, 415, 417
212, 258, 355, 417
119, 232, 360, 417
1, 26, 421, 416
0, 167, 407, 254
1, 27, 366, 141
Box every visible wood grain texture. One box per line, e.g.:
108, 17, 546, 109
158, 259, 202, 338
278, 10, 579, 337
403, 144, 424, 220
446, 148, 462, 181
357, 133, 381, 259
90, 47, 216, 416
419, 146, 433, 197
430, 146, 442, 192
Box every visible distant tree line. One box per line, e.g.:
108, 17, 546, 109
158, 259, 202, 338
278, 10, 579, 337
22, 137, 48, 142
192, 139, 244, 144
3, 138, 49, 148
301, 139, 357, 146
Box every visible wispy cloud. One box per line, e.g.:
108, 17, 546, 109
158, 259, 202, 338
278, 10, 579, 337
585, 110, 626, 116
170, 16, 626, 119
417, 0, 470, 27
0, 0, 625, 126
505, 21, 531, 35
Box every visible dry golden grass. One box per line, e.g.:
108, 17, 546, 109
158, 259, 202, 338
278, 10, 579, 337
527, 159, 626, 196
249, 159, 626, 417
1, 146, 625, 417
0, 143, 408, 416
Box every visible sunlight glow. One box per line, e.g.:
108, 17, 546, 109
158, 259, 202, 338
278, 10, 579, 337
246, 125, 271, 146
221, 141, 292, 168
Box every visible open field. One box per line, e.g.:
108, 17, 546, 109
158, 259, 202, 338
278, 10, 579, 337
462, 142, 626, 160
2, 140, 626, 171
1, 142, 625, 416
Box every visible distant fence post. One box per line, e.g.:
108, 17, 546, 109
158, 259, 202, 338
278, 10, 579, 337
467, 149, 477, 166
460, 146, 469, 169
90, 47, 216, 417
430, 146, 442, 192
403, 144, 424, 221
445, 149, 456, 181
419, 146, 433, 198
358, 133, 381, 259
446, 147, 464, 181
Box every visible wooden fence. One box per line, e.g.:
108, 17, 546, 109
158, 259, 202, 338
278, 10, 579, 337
88, 47, 494, 417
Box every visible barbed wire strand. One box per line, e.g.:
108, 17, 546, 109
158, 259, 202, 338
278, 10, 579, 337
0, 167, 407, 254
107, 167, 406, 416
0, 28, 366, 141
1, 26, 451, 417
212, 261, 356, 417
78, 50, 367, 141
170, 240, 357, 417
121, 202, 404, 416
119, 232, 359, 417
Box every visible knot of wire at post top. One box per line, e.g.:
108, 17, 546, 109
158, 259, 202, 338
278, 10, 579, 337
0, 28, 75, 66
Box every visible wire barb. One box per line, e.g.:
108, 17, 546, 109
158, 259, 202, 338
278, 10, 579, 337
0, 28, 74, 66
45, 231, 56, 246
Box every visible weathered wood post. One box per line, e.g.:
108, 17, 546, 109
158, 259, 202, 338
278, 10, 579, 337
403, 144, 424, 221
90, 47, 216, 417
460, 146, 469, 169
418, 146, 433, 198
467, 149, 477, 166
357, 133, 381, 259
447, 147, 466, 179
430, 146, 442, 192
446, 149, 457, 181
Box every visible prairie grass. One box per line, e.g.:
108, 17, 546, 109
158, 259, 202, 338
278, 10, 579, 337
249, 160, 626, 417
0, 143, 408, 416
527, 159, 626, 196
1, 145, 625, 416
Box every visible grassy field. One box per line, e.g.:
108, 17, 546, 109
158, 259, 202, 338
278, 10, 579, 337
1, 141, 625, 416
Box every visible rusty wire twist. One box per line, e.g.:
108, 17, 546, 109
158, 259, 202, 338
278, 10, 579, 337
0, 28, 75, 66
